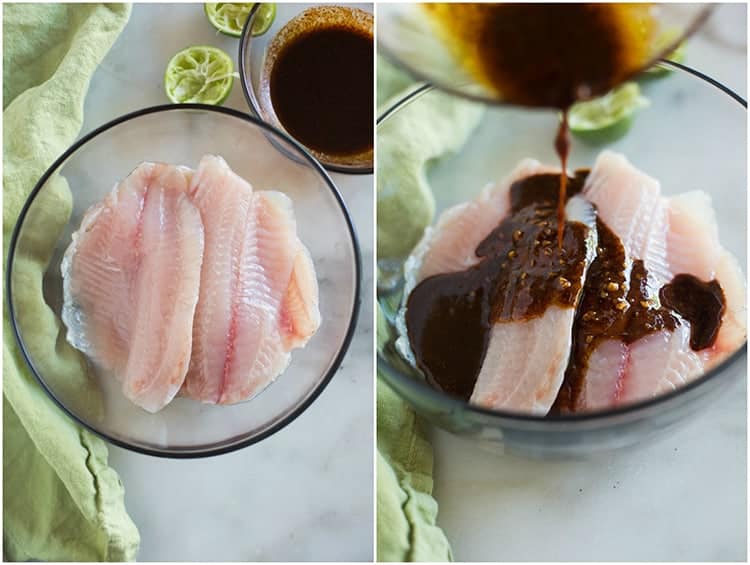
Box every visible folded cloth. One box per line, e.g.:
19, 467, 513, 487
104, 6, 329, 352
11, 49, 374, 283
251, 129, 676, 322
376, 57, 483, 562
3, 4, 139, 561
376, 61, 483, 262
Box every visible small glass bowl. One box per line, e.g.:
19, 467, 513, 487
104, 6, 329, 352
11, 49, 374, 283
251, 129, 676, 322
7, 104, 361, 458
239, 3, 374, 174
377, 62, 747, 458
377, 3, 714, 106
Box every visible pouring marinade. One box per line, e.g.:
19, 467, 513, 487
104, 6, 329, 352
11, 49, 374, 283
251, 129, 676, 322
396, 4, 746, 414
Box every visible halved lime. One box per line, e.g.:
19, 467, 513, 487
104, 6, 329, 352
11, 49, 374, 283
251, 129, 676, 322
643, 29, 687, 77
568, 82, 649, 145
204, 3, 276, 37
165, 46, 236, 105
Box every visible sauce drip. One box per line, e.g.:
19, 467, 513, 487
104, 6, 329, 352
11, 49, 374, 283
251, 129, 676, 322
269, 25, 374, 157
406, 172, 589, 400
555, 111, 571, 248
423, 3, 657, 244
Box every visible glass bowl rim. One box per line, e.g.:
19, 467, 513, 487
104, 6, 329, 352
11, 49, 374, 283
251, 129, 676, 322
376, 60, 748, 426
237, 3, 374, 176
376, 4, 716, 109
7, 102, 363, 458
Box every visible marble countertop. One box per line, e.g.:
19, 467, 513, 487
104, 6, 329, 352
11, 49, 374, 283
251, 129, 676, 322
430, 4, 747, 561
80, 4, 373, 561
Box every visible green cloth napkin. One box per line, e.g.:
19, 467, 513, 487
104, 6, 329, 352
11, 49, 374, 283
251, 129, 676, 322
3, 4, 139, 561
377, 62, 484, 261
376, 58, 483, 562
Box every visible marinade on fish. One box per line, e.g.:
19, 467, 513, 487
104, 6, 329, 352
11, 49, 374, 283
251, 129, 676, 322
401, 151, 746, 414
405, 171, 597, 414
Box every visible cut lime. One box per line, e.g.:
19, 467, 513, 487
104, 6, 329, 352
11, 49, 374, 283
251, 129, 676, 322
643, 28, 687, 77
568, 82, 649, 145
204, 3, 276, 37
164, 45, 236, 105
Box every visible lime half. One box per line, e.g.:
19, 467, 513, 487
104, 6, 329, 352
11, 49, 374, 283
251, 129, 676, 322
165, 45, 236, 105
568, 82, 649, 145
643, 29, 687, 77
204, 3, 276, 37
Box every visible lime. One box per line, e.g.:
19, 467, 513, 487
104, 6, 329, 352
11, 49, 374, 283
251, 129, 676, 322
568, 82, 649, 145
164, 45, 236, 105
204, 3, 276, 37
643, 29, 687, 78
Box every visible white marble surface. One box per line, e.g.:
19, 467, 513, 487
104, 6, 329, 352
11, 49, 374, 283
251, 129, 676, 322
78, 4, 373, 561
429, 5, 748, 561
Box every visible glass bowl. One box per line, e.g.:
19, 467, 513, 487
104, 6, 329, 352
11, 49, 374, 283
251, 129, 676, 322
377, 62, 747, 458
377, 3, 714, 106
239, 3, 374, 174
8, 104, 361, 458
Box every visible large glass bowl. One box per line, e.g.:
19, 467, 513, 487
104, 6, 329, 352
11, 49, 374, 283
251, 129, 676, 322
8, 104, 361, 458
377, 63, 747, 458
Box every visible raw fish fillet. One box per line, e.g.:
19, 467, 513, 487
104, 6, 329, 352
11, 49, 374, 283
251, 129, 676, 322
469, 196, 598, 414
574, 152, 746, 411
582, 325, 703, 411
665, 191, 720, 281
182, 155, 305, 405
664, 191, 746, 370
397, 159, 555, 367
61, 162, 204, 413
708, 252, 747, 366
584, 151, 670, 287
280, 241, 321, 349
409, 159, 558, 284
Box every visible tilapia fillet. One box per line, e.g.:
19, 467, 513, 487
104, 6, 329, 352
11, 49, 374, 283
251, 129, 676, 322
469, 196, 597, 414
401, 163, 597, 415
62, 162, 204, 413
61, 155, 320, 412
572, 151, 745, 411
181, 155, 316, 405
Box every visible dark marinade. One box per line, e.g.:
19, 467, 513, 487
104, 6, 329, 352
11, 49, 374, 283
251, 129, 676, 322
269, 25, 373, 157
406, 172, 726, 410
423, 3, 656, 240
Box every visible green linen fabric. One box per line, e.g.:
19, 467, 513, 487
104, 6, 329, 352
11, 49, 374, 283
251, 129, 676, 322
3, 3, 139, 561
376, 57, 483, 561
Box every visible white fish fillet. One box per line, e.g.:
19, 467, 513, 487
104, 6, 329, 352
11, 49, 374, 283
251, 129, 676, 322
583, 326, 703, 411
469, 196, 597, 414
410, 159, 558, 284
584, 150, 671, 287
578, 152, 694, 410
576, 152, 747, 411
471, 307, 577, 414
62, 162, 204, 413
707, 251, 747, 368
280, 241, 321, 349
665, 191, 720, 281
664, 191, 746, 370
396, 159, 556, 364
182, 155, 301, 405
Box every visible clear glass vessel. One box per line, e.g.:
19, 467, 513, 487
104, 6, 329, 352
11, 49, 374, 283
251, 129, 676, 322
377, 62, 747, 458
8, 105, 361, 457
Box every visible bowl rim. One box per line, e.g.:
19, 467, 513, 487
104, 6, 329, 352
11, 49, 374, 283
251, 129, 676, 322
7, 102, 363, 458
376, 60, 748, 426
238, 3, 374, 175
